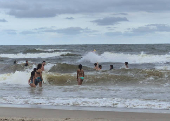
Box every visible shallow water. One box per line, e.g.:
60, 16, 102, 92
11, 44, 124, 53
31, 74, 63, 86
0, 44, 170, 111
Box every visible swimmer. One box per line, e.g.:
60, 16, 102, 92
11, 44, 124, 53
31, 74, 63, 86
25, 60, 28, 66
110, 65, 113, 70
77, 64, 84, 85
41, 61, 46, 71
28, 71, 36, 87
14, 60, 17, 64
94, 63, 98, 70
34, 64, 43, 87
125, 62, 129, 69
98, 65, 102, 70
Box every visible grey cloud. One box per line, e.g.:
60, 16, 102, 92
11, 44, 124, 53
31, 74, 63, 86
0, 19, 7, 22
56, 27, 83, 35
2, 0, 170, 18
105, 24, 170, 36
0, 1, 29, 10
20, 31, 37, 34
9, 8, 57, 18
65, 17, 74, 20
20, 27, 97, 35
112, 13, 128, 15
131, 24, 170, 34
3, 29, 16, 34
91, 17, 128, 26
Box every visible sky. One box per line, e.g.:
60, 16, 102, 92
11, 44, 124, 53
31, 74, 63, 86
0, 0, 170, 45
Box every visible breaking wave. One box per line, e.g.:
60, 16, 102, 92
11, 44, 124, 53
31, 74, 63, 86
0, 52, 70, 58
80, 52, 170, 64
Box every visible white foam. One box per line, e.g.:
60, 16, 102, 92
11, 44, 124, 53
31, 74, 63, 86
0, 97, 169, 110
0, 71, 30, 85
36, 48, 66, 52
80, 52, 170, 64
0, 63, 55, 85
0, 52, 70, 58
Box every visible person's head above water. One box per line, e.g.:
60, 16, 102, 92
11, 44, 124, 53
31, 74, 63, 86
33, 68, 36, 72
94, 63, 97, 67
110, 65, 113, 70
42, 61, 46, 66
125, 62, 128, 68
37, 63, 42, 70
14, 60, 16, 64
78, 64, 82, 70
125, 62, 128, 65
99, 65, 102, 69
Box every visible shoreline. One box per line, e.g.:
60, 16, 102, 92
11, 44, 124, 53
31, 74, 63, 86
0, 107, 170, 121
1, 103, 170, 114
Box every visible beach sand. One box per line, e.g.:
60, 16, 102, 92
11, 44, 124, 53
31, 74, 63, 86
0, 107, 170, 121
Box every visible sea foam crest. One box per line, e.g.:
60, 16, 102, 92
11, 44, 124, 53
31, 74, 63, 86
0, 52, 70, 58
36, 48, 66, 52
80, 52, 170, 64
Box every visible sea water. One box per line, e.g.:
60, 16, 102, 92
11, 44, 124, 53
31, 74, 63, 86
0, 44, 170, 112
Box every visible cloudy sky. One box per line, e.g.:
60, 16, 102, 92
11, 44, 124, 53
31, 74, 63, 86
0, 0, 170, 45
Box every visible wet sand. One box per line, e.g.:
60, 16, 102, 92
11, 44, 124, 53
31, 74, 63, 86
0, 107, 170, 121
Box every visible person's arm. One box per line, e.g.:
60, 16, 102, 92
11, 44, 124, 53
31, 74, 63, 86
83, 70, 84, 77
77, 70, 79, 81
33, 76, 35, 84
96, 62, 99, 70
28, 78, 31, 84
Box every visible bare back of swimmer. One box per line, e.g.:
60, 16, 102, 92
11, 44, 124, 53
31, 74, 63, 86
77, 64, 84, 85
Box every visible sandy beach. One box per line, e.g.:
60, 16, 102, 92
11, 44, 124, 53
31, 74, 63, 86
0, 107, 170, 121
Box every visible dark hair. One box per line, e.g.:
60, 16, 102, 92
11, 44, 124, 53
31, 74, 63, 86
99, 65, 102, 69
94, 63, 97, 66
110, 65, 113, 70
31, 71, 35, 78
42, 61, 46, 63
14, 60, 16, 64
78, 64, 82, 70
33, 68, 36, 72
26, 60, 28, 62
37, 64, 42, 70
125, 62, 128, 65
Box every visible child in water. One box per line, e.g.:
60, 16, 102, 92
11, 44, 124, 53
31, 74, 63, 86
28, 71, 36, 87
77, 64, 84, 85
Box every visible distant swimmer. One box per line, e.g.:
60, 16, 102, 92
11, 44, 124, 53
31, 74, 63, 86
98, 65, 102, 70
41, 61, 46, 71
110, 65, 113, 70
94, 63, 98, 70
34, 64, 43, 87
28, 71, 36, 87
14, 60, 17, 64
125, 62, 129, 69
93, 49, 96, 52
25, 60, 28, 66
77, 64, 84, 85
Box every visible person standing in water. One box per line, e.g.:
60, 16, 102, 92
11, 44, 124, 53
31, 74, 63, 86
94, 63, 98, 70
41, 61, 46, 71
77, 64, 84, 85
28, 71, 36, 87
110, 65, 113, 70
34, 64, 43, 87
25, 60, 28, 66
125, 62, 129, 69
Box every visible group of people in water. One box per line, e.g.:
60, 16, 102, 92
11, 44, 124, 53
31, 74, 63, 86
27, 61, 129, 87
28, 61, 46, 87
76, 62, 129, 85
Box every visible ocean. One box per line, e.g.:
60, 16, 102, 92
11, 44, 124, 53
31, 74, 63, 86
0, 44, 170, 112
